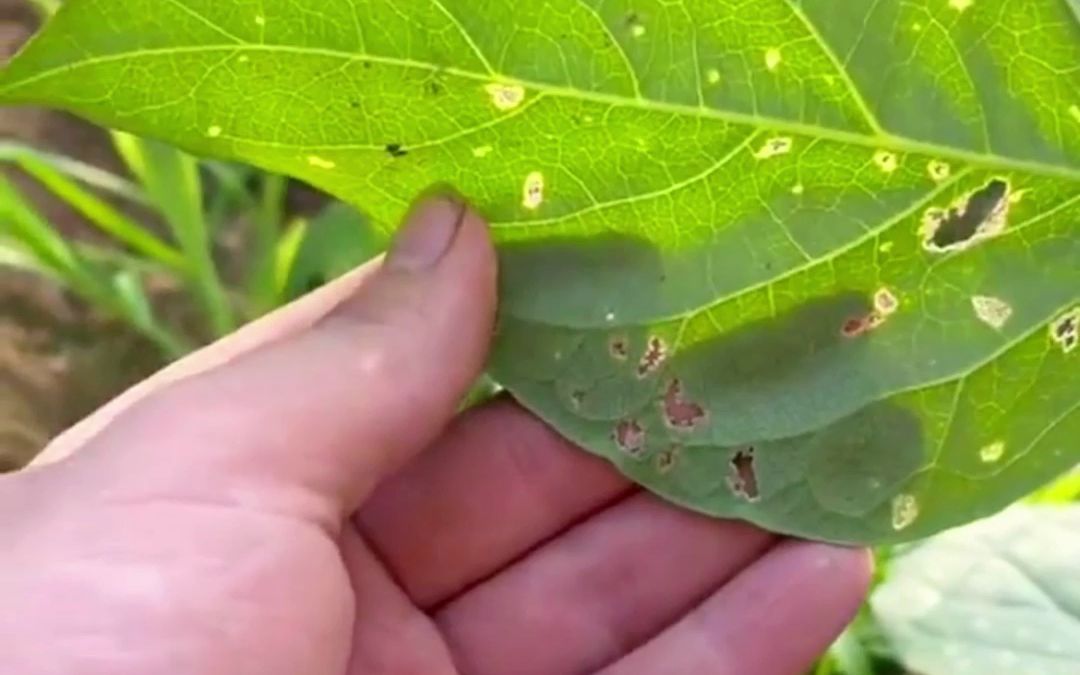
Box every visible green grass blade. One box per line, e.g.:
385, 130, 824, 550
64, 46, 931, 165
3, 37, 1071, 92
2, 174, 189, 358
109, 269, 191, 358
10, 150, 187, 271
111, 131, 235, 336
248, 172, 288, 314
0, 174, 82, 279
0, 235, 64, 282
0, 141, 149, 205
273, 217, 307, 299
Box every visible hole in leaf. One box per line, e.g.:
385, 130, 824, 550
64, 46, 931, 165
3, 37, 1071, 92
636, 336, 668, 378
612, 419, 646, 458
661, 379, 706, 430
923, 179, 1009, 251
727, 447, 759, 501
385, 143, 408, 158
1050, 307, 1079, 354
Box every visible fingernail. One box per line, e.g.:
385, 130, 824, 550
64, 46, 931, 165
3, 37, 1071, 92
386, 196, 465, 271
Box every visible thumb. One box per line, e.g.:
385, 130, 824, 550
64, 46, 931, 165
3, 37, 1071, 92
71, 195, 497, 525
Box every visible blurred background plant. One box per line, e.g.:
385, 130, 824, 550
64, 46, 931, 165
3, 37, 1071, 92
1, 0, 385, 469
2, 2, 1078, 674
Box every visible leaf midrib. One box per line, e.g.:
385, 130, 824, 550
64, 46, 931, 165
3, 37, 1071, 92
3, 43, 1079, 181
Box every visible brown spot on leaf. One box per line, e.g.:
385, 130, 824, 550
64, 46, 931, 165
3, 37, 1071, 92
636, 336, 668, 378
841, 316, 868, 338
609, 335, 629, 361
727, 447, 759, 501
612, 419, 646, 457
661, 379, 707, 430
655, 446, 680, 474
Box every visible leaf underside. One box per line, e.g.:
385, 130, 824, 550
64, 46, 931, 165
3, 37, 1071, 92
2, 0, 1077, 543
871, 505, 1080, 675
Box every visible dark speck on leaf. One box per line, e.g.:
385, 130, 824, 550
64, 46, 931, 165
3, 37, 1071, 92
362, 61, 372, 69
385, 143, 408, 158
1055, 316, 1076, 338
424, 80, 444, 96
349, 100, 360, 109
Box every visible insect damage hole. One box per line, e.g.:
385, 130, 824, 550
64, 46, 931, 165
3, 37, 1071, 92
921, 178, 1010, 252
484, 82, 526, 111
661, 379, 707, 430
206, 125, 223, 138
612, 419, 646, 458
521, 171, 545, 210
754, 136, 793, 160
727, 447, 760, 501
1049, 307, 1079, 354
843, 287, 899, 337
927, 160, 951, 182
971, 295, 1013, 330
472, 145, 493, 158
874, 287, 900, 316
636, 336, 668, 378
705, 68, 721, 85
873, 150, 899, 173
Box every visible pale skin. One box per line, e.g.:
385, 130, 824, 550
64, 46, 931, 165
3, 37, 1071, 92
0, 196, 872, 674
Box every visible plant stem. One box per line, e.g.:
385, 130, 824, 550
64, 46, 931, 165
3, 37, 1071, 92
248, 172, 287, 314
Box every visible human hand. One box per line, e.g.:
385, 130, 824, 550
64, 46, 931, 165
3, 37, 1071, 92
0, 196, 871, 675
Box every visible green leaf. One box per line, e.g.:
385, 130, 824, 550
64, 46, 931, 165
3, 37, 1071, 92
110, 131, 236, 336
281, 202, 384, 300
871, 505, 1080, 675
3, 0, 1076, 543
4, 144, 187, 270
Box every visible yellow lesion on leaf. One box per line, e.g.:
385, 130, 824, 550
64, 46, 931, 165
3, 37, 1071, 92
891, 493, 918, 530
764, 48, 782, 72
927, 160, 950, 182
979, 440, 1005, 463
753, 136, 793, 160
306, 155, 336, 170
522, 171, 544, 210
873, 150, 899, 173
485, 83, 526, 111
